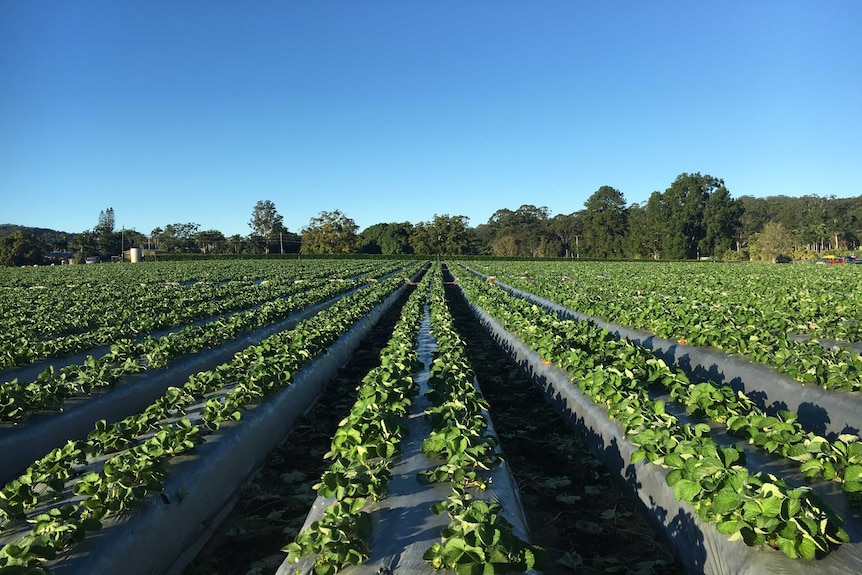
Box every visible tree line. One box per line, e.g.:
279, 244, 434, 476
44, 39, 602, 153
3, 172, 862, 265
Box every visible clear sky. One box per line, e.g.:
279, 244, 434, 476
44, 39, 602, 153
2, 1, 860, 237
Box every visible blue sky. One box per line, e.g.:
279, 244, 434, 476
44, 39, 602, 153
2, 1, 860, 237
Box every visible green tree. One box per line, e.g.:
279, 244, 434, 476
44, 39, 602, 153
70, 229, 98, 260
94, 207, 117, 255
359, 222, 414, 254
737, 195, 772, 251
485, 205, 553, 256
581, 186, 628, 258
151, 223, 200, 252
624, 202, 661, 259
546, 213, 582, 258
490, 234, 521, 257
225, 234, 246, 254
410, 214, 471, 255
52, 233, 70, 252
656, 173, 729, 259
0, 231, 46, 266
249, 200, 286, 254
642, 191, 678, 258
700, 186, 743, 257
301, 210, 359, 254
751, 221, 797, 263
195, 229, 226, 253
95, 207, 115, 236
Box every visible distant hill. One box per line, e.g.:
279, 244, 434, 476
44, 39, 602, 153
0, 224, 75, 243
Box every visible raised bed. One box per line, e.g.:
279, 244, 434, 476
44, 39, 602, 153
456, 272, 862, 575
0, 271, 423, 575
0, 285, 354, 484
490, 277, 862, 440
281, 318, 534, 575
280, 266, 540, 575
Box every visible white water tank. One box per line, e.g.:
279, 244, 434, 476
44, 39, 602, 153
129, 248, 142, 263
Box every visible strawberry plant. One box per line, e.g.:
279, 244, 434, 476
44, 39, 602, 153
0, 270, 417, 571
455, 268, 850, 559
424, 488, 547, 575
283, 497, 372, 575
283, 266, 430, 573
0, 259, 397, 369
0, 277, 361, 423
420, 267, 545, 573
466, 260, 862, 393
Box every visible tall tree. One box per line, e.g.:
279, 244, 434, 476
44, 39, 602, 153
737, 195, 772, 252
151, 223, 200, 252
94, 207, 117, 255
654, 173, 730, 259
410, 214, 471, 255
581, 186, 628, 258
490, 234, 521, 257
249, 200, 286, 254
225, 234, 246, 254
751, 221, 796, 263
359, 222, 414, 254
700, 186, 743, 257
300, 210, 359, 254
95, 208, 115, 236
0, 231, 46, 266
195, 229, 226, 253
624, 202, 661, 259
544, 213, 582, 258
485, 205, 553, 256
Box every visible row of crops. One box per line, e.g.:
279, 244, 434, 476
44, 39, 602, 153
1, 259, 402, 370
451, 260, 862, 573
1, 259, 861, 574
283, 265, 542, 574
464, 260, 862, 391
0, 260, 421, 573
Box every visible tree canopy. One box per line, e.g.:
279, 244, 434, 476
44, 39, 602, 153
410, 215, 472, 255
581, 186, 628, 258
359, 222, 414, 255
6, 173, 862, 261
0, 231, 46, 266
301, 210, 359, 254
249, 200, 286, 254
751, 222, 796, 263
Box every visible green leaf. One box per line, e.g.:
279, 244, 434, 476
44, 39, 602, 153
799, 458, 824, 478
797, 536, 817, 560
759, 495, 784, 518
663, 452, 685, 469
711, 489, 743, 514
716, 519, 742, 535
673, 479, 701, 503
776, 535, 798, 558
843, 464, 862, 484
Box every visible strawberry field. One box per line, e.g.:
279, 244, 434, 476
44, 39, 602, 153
2, 259, 862, 574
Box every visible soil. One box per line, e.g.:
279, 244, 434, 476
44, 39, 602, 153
185, 277, 686, 575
